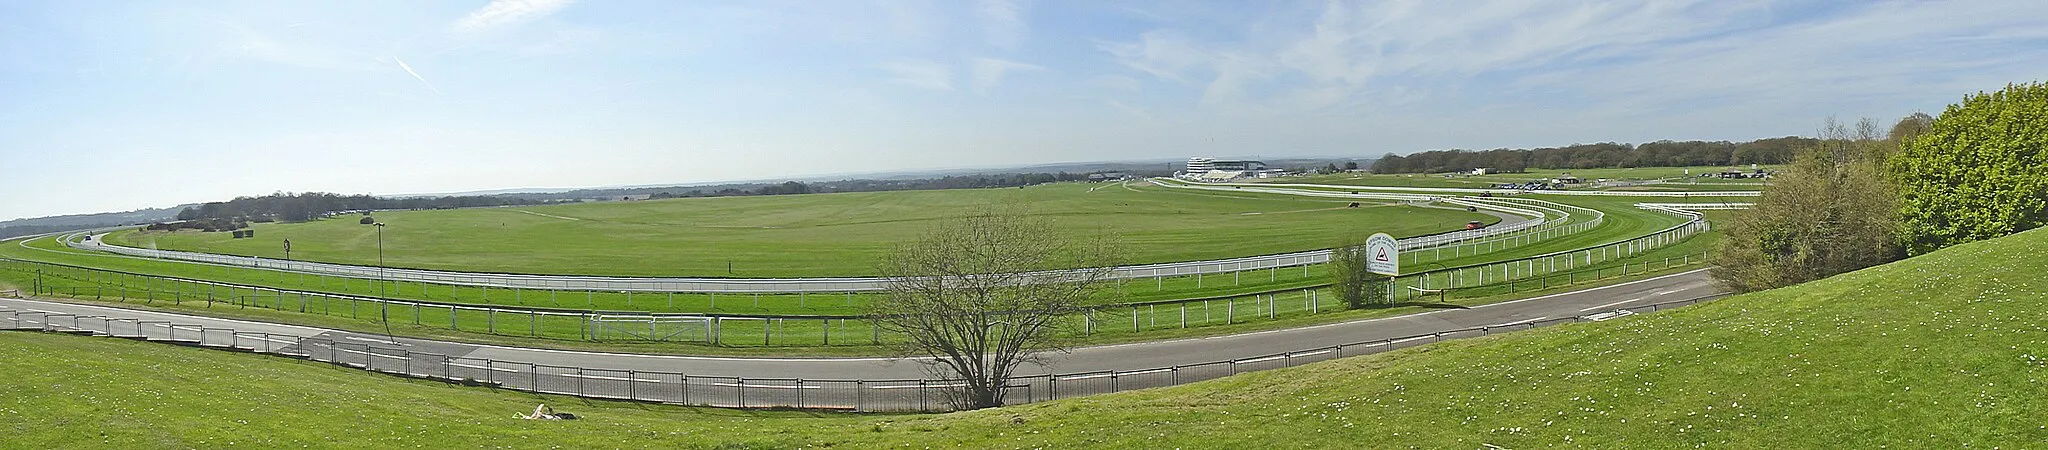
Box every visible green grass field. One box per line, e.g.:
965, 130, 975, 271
111, 182, 1489, 277
0, 177, 1730, 355
0, 234, 1715, 355
6, 222, 2042, 448
0, 189, 1722, 355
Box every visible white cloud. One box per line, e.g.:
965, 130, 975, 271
391, 56, 441, 95
449, 0, 577, 36
1084, 74, 1142, 92
1100, 0, 2009, 116
1105, 100, 1153, 121
977, 0, 1028, 49
970, 57, 1044, 92
875, 60, 956, 91
212, 20, 380, 71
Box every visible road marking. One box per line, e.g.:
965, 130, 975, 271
308, 342, 413, 360
245, 335, 298, 345
1389, 335, 1434, 345
1580, 297, 1649, 312
709, 382, 820, 389
1492, 316, 1549, 327
343, 336, 411, 346
872, 383, 964, 389
560, 372, 663, 383
449, 362, 522, 373
1237, 354, 1287, 364
1583, 310, 1636, 322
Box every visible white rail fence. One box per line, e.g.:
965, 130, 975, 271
58, 194, 1594, 294
0, 292, 1726, 412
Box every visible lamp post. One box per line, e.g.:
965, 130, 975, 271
375, 222, 393, 342
374, 223, 385, 294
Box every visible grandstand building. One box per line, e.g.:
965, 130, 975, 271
1181, 157, 1276, 180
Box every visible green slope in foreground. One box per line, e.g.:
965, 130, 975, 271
7, 228, 2047, 448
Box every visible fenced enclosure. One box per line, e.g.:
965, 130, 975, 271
0, 292, 1727, 412
55, 194, 1600, 294
0, 202, 1711, 347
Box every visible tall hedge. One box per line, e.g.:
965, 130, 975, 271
1891, 82, 2048, 256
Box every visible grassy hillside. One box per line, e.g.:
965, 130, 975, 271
6, 227, 2044, 448
111, 182, 1488, 277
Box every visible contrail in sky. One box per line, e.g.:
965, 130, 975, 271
392, 56, 442, 95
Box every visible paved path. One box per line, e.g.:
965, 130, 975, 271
0, 269, 1719, 380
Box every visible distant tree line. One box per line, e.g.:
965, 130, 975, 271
0, 205, 189, 240
0, 224, 103, 240
173, 192, 557, 224
1370, 137, 1817, 174
646, 172, 1148, 200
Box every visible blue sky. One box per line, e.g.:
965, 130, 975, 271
3, 0, 2044, 221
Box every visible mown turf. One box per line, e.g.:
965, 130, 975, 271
0, 196, 1718, 355
0, 239, 1716, 357
5, 225, 2043, 448
112, 182, 1489, 277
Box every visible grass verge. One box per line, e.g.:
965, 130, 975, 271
5, 221, 2042, 448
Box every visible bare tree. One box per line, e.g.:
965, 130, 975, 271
872, 206, 1118, 410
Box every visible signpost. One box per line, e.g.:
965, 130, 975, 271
1364, 233, 1399, 276
1365, 233, 1399, 305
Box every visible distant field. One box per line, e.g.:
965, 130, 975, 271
112, 182, 1491, 277
1264, 165, 1780, 190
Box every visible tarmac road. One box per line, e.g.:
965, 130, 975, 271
0, 269, 1719, 380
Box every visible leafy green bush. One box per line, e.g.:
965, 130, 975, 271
1892, 81, 2048, 255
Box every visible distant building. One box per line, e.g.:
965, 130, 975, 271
1718, 168, 1768, 179
1210, 160, 1269, 172
1182, 157, 1276, 180
1471, 167, 1495, 176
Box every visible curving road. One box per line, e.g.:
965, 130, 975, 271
0, 269, 1718, 380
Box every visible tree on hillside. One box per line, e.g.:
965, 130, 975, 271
1891, 82, 2048, 256
1712, 118, 1900, 292
1888, 112, 1933, 143
1328, 236, 1387, 308
871, 206, 1118, 410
